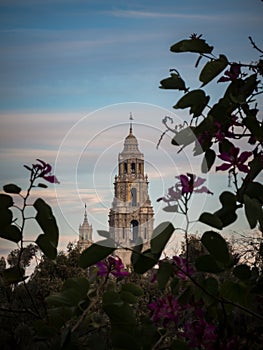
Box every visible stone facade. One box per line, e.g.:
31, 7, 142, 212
108, 122, 154, 265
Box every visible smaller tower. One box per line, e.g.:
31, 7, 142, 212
78, 204, 93, 250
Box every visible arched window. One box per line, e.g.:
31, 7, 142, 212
131, 162, 136, 173
131, 187, 137, 206
124, 162, 127, 174
130, 220, 139, 242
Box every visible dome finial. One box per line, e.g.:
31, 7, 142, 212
84, 203, 87, 221
129, 112, 133, 134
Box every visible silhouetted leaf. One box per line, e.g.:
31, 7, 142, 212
3, 266, 26, 284
37, 183, 48, 188
195, 255, 224, 273
199, 54, 228, 86
244, 194, 262, 229
36, 234, 57, 260
3, 184, 22, 194
97, 230, 110, 238
160, 73, 187, 91
199, 212, 223, 230
157, 261, 174, 290
173, 89, 210, 117
163, 205, 178, 212
131, 236, 143, 266
219, 139, 235, 154
33, 198, 59, 247
201, 231, 230, 265
0, 225, 22, 243
233, 264, 251, 281
0, 209, 13, 229
0, 194, 13, 209
171, 339, 191, 350
151, 222, 174, 256
171, 127, 196, 147
170, 38, 213, 54
201, 149, 216, 173
79, 239, 115, 268
121, 283, 143, 297
132, 249, 158, 274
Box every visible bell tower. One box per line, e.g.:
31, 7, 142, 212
108, 116, 154, 265
78, 204, 93, 251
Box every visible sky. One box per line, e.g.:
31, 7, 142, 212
0, 0, 262, 257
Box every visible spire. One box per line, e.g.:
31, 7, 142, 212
84, 203, 87, 222
129, 112, 133, 134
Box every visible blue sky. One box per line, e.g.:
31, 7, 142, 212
0, 0, 262, 256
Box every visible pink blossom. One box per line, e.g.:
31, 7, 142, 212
96, 255, 129, 278
216, 147, 252, 173
182, 308, 217, 349
173, 256, 194, 280
218, 63, 241, 82
24, 159, 60, 184
148, 295, 180, 326
175, 173, 213, 195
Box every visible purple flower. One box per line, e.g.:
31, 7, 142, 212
148, 295, 180, 326
24, 159, 60, 184
176, 173, 213, 195
216, 147, 252, 173
96, 255, 129, 278
173, 256, 194, 280
218, 63, 241, 82
182, 307, 217, 349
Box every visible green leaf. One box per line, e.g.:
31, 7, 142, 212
79, 238, 115, 268
150, 222, 174, 256
0, 225, 22, 243
220, 281, 248, 305
219, 191, 237, 207
36, 234, 57, 260
111, 329, 140, 350
103, 292, 136, 327
201, 148, 216, 173
47, 278, 90, 307
131, 236, 143, 266
171, 339, 191, 350
170, 38, 213, 54
247, 154, 263, 181
173, 89, 210, 118
171, 126, 196, 147
63, 277, 90, 295
244, 182, 263, 204
97, 230, 110, 238
121, 283, 143, 297
160, 73, 187, 91
233, 264, 251, 281
201, 231, 230, 265
244, 194, 262, 229
195, 255, 224, 273
199, 212, 223, 230
219, 139, 235, 154
3, 184, 22, 194
243, 115, 263, 142
200, 192, 237, 229
33, 198, 59, 247
37, 183, 48, 188
3, 266, 26, 284
0, 209, 13, 229
163, 205, 178, 212
0, 194, 13, 209
199, 54, 228, 86
132, 250, 158, 274
157, 261, 174, 290
120, 291, 137, 304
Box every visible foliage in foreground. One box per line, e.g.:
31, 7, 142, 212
0, 34, 263, 349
